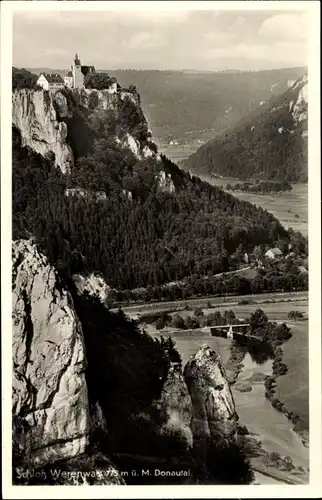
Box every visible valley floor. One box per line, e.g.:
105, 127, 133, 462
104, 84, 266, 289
123, 291, 309, 485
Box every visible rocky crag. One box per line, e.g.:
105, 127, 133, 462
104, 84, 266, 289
12, 87, 157, 175
184, 344, 238, 444
12, 90, 74, 174
156, 363, 193, 448
12, 239, 124, 484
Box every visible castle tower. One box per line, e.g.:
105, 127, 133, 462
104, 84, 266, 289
72, 53, 84, 89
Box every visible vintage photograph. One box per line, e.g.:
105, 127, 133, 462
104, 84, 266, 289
2, 0, 321, 495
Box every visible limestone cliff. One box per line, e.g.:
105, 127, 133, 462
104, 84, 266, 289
156, 363, 193, 447
12, 89, 74, 174
12, 239, 89, 466
184, 344, 237, 444
12, 86, 158, 175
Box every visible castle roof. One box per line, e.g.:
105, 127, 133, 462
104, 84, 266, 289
81, 65, 95, 76
42, 73, 64, 84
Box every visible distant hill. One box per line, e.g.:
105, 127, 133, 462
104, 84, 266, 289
26, 67, 307, 146
183, 75, 308, 183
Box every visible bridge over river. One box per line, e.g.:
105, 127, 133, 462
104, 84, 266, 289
161, 323, 264, 344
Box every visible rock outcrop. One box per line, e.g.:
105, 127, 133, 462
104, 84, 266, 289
156, 363, 193, 447
156, 170, 176, 194
184, 344, 237, 444
291, 75, 308, 134
12, 239, 89, 466
65, 188, 107, 202
72, 272, 111, 304
12, 89, 74, 174
12, 86, 157, 174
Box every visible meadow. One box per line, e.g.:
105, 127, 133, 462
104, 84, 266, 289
197, 175, 308, 236
275, 321, 309, 428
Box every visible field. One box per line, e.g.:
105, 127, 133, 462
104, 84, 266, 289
275, 321, 309, 427
198, 176, 308, 236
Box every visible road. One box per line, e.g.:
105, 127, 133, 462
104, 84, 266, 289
111, 291, 308, 319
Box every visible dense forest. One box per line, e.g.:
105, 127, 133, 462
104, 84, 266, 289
183, 78, 308, 182
13, 114, 294, 291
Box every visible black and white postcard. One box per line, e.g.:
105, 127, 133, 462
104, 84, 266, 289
1, 1, 321, 498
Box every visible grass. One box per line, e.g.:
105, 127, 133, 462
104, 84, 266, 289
275, 321, 309, 428
203, 300, 308, 322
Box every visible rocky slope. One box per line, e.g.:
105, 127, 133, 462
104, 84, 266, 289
12, 86, 157, 175
12, 239, 89, 466
12, 239, 125, 484
12, 90, 74, 173
183, 75, 308, 182
184, 344, 238, 443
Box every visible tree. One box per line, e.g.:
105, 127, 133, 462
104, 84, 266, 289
204, 439, 254, 484
84, 72, 115, 90
288, 310, 304, 321
249, 309, 268, 333
171, 314, 185, 329
12, 67, 39, 90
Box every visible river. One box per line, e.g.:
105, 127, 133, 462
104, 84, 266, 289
148, 327, 309, 480
232, 353, 309, 471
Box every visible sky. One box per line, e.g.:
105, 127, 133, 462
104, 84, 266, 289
13, 9, 308, 71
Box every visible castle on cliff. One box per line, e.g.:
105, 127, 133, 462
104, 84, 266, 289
36, 53, 118, 92
64, 53, 95, 89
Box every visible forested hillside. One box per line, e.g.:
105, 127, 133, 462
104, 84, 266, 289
13, 119, 290, 291
184, 76, 308, 182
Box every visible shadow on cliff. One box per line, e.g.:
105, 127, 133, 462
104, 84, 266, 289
70, 288, 195, 484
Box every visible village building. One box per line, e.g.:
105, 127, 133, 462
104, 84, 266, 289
265, 247, 283, 260
36, 73, 65, 91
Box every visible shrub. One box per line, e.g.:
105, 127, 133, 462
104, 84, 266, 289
171, 313, 185, 329
203, 439, 254, 484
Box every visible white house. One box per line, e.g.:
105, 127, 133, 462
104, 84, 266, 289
265, 247, 283, 260
36, 73, 64, 91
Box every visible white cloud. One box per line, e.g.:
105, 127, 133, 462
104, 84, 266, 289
109, 11, 190, 26
203, 31, 235, 44
124, 32, 166, 50
259, 13, 308, 41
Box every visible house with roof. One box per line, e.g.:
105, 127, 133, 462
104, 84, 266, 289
298, 265, 308, 274
36, 73, 64, 91
265, 247, 283, 260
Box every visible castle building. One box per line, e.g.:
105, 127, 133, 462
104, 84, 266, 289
37, 54, 119, 93
36, 73, 65, 91
64, 53, 95, 89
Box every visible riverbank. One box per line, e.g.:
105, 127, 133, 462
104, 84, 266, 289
265, 341, 309, 448
232, 352, 309, 484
